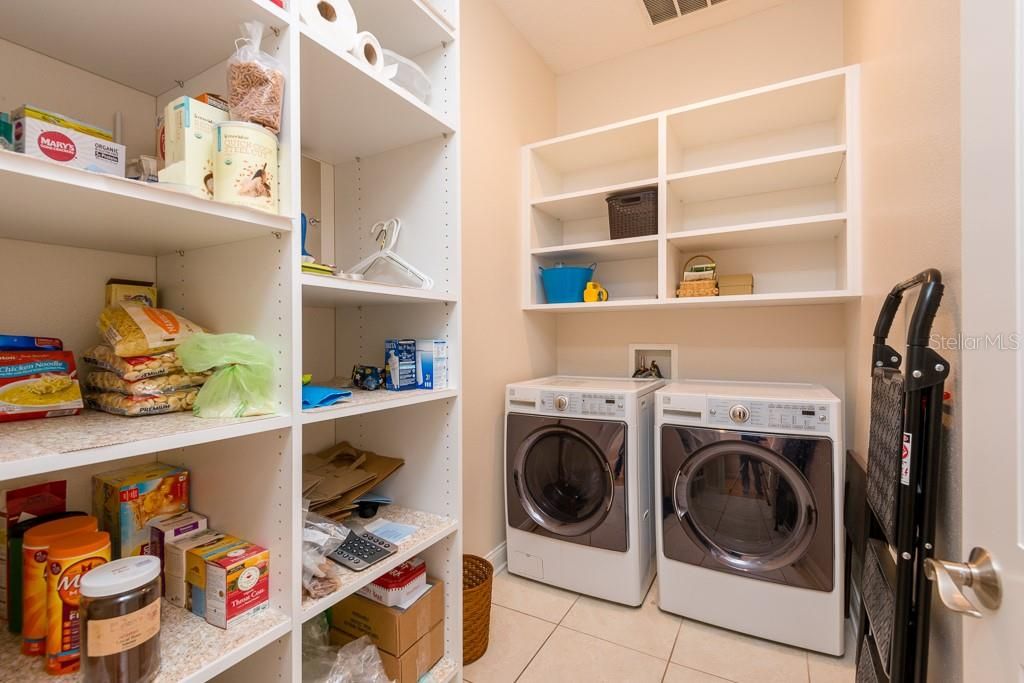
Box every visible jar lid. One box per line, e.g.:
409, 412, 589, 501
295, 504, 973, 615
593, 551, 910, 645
81, 556, 160, 598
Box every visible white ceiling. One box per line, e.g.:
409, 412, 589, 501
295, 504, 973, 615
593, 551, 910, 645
492, 0, 790, 74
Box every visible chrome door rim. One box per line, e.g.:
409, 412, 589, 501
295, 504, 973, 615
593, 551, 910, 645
672, 439, 818, 572
513, 424, 615, 537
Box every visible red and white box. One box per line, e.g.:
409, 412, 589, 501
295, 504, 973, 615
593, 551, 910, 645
358, 558, 427, 607
12, 105, 125, 177
204, 542, 270, 629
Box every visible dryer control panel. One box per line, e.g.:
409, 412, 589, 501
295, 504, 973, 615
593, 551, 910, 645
540, 391, 626, 418
707, 398, 831, 433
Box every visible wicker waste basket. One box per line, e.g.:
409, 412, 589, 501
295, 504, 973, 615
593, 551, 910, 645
463, 554, 494, 664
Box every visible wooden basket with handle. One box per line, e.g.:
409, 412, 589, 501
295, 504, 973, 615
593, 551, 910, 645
677, 255, 719, 297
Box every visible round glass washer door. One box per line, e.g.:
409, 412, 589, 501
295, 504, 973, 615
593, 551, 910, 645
512, 424, 615, 537
672, 439, 818, 572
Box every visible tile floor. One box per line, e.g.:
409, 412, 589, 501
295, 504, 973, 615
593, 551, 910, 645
464, 570, 856, 683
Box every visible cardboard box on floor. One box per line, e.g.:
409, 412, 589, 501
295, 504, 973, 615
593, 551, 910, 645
331, 621, 444, 683
328, 579, 444, 656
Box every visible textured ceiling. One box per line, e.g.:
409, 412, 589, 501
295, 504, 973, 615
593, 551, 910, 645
492, 0, 789, 74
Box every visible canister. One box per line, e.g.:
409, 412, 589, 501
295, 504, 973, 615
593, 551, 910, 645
21, 515, 98, 655
213, 121, 279, 214
80, 556, 162, 683
45, 531, 111, 675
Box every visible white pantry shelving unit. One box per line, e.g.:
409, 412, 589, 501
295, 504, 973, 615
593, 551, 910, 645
522, 67, 861, 312
0, 0, 462, 680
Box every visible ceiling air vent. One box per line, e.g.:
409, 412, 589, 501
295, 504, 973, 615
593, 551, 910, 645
640, 0, 728, 25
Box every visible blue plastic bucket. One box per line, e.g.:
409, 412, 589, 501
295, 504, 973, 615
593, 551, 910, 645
539, 263, 596, 304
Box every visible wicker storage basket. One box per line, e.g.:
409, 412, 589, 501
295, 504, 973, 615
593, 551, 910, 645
676, 255, 719, 297
463, 554, 494, 665
606, 188, 657, 239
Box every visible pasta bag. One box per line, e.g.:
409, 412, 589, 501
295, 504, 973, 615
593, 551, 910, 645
176, 333, 276, 418
227, 21, 285, 134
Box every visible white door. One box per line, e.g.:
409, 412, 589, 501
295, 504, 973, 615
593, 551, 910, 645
959, 0, 1024, 679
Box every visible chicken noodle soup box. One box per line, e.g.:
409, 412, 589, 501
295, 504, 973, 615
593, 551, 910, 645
92, 463, 189, 559
13, 105, 125, 176
0, 350, 83, 422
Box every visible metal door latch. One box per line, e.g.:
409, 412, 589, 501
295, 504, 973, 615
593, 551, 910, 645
923, 547, 1002, 618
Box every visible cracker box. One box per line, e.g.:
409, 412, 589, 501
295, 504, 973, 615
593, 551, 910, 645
163, 529, 236, 609
92, 463, 189, 558
159, 96, 228, 198
384, 339, 416, 391
204, 542, 270, 629
0, 350, 83, 423
12, 105, 125, 176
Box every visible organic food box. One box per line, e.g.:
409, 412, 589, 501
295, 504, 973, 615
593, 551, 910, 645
163, 529, 238, 608
384, 339, 416, 391
415, 340, 448, 390
92, 463, 189, 558
204, 542, 270, 629
0, 350, 84, 423
331, 621, 444, 683
159, 96, 228, 198
357, 558, 427, 607
328, 578, 444, 656
146, 510, 207, 568
12, 105, 125, 176
184, 533, 245, 617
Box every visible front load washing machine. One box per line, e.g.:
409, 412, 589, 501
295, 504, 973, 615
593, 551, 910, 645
505, 376, 663, 606
656, 380, 844, 655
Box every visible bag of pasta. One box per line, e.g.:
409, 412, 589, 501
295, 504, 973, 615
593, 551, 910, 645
97, 304, 204, 357
176, 333, 275, 418
82, 344, 184, 381
228, 21, 285, 133
84, 370, 209, 396
85, 388, 198, 417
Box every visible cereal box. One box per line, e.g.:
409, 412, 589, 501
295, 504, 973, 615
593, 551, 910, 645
204, 542, 270, 629
0, 350, 83, 423
92, 463, 189, 558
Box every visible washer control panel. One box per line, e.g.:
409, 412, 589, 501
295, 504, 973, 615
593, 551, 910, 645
708, 398, 831, 432
540, 391, 626, 417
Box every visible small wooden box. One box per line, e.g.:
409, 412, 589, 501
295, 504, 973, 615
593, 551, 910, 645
719, 273, 753, 296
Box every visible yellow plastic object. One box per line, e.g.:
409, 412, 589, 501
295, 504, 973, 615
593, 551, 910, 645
583, 282, 609, 302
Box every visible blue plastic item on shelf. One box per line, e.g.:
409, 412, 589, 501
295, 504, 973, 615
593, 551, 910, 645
302, 385, 353, 410
539, 263, 596, 304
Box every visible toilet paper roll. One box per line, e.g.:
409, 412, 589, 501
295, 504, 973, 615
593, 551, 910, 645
349, 31, 384, 76
300, 0, 358, 53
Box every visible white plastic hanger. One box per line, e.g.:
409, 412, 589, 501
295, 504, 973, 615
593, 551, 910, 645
344, 218, 434, 289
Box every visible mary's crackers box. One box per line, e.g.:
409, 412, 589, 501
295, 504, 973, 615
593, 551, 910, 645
92, 463, 189, 558
204, 542, 270, 629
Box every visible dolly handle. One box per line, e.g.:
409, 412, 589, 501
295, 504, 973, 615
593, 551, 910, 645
872, 269, 944, 348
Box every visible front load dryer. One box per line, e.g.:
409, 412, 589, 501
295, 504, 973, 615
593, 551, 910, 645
656, 380, 844, 655
505, 376, 663, 606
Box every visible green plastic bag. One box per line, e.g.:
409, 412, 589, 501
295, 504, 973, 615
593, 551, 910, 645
176, 333, 276, 418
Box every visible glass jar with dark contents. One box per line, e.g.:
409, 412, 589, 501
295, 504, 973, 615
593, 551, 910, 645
79, 556, 162, 683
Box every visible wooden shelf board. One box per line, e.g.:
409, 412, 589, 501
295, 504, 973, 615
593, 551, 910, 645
0, 0, 288, 95
302, 386, 458, 424
531, 178, 658, 221
347, 0, 455, 58
667, 213, 847, 251
302, 273, 458, 307
301, 505, 458, 620
299, 29, 455, 164
0, 151, 292, 256
531, 235, 659, 262
667, 146, 847, 204
0, 411, 291, 480
0, 602, 291, 683
525, 290, 859, 312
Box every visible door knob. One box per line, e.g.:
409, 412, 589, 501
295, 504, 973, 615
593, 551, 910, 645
923, 547, 1001, 618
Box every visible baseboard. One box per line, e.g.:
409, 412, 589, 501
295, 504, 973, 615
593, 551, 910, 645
485, 541, 507, 575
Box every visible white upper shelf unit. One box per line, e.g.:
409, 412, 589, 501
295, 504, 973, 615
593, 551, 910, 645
0, 0, 288, 95
347, 0, 455, 58
522, 67, 861, 312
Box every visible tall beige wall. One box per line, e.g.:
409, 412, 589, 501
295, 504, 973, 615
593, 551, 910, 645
843, 1, 962, 679
460, 0, 558, 556
555, 0, 843, 133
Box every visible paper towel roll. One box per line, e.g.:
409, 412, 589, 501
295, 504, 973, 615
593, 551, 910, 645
300, 0, 358, 53
349, 31, 384, 76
